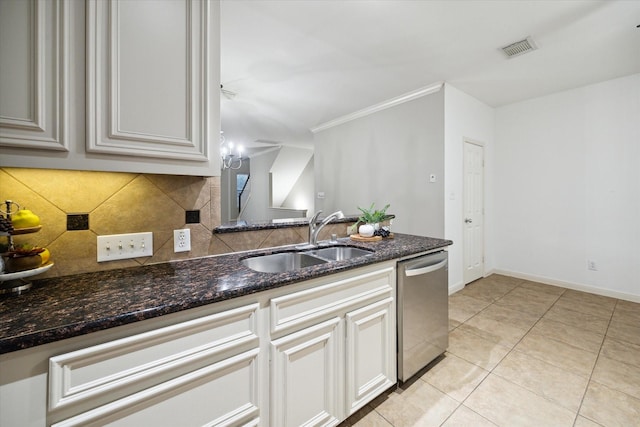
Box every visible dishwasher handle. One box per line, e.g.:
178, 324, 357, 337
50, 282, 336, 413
405, 258, 448, 277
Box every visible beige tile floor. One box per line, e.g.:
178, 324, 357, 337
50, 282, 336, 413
339, 274, 640, 427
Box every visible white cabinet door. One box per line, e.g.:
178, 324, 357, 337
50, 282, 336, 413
49, 303, 261, 426
270, 318, 342, 427
0, 0, 70, 151
1, 0, 220, 176
269, 264, 397, 425
345, 297, 396, 415
86, 0, 216, 162
53, 349, 260, 427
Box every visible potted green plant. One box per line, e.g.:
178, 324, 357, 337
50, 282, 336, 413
357, 203, 390, 237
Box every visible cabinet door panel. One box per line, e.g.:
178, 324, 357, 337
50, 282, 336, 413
0, 0, 69, 150
86, 0, 213, 161
271, 318, 341, 427
270, 266, 395, 336
116, 0, 188, 139
345, 297, 395, 415
52, 349, 260, 427
49, 303, 259, 411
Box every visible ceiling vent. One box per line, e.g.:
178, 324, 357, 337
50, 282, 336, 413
501, 37, 537, 58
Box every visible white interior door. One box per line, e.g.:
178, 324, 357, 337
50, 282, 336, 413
463, 141, 484, 284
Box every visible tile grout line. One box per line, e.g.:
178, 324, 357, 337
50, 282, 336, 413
486, 285, 595, 425
449, 277, 525, 334
371, 279, 523, 426
572, 298, 619, 427
450, 280, 581, 424
357, 277, 637, 426
472, 283, 624, 426
437, 279, 539, 425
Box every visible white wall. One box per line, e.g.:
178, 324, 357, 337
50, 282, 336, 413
282, 155, 315, 215
270, 146, 314, 207
493, 73, 640, 301
237, 147, 314, 222
220, 159, 250, 223
443, 84, 495, 293
239, 149, 279, 222
314, 91, 445, 237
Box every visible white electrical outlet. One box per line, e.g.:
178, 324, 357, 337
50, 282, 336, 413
97, 232, 153, 262
174, 229, 191, 252
588, 260, 597, 271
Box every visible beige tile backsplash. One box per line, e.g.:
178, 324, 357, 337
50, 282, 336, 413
0, 167, 342, 279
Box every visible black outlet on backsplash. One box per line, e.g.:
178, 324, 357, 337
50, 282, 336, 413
67, 213, 89, 231
185, 210, 200, 224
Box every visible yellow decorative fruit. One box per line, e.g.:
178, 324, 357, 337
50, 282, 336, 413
11, 209, 40, 229
39, 248, 50, 264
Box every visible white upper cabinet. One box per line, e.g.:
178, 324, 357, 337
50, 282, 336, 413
0, 0, 221, 176
86, 0, 212, 161
0, 0, 70, 151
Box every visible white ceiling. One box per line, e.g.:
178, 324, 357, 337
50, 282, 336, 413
220, 0, 640, 150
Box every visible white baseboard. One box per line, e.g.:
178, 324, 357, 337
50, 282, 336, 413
449, 281, 465, 295
489, 269, 640, 303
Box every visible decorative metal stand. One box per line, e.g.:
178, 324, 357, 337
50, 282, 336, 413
0, 200, 53, 295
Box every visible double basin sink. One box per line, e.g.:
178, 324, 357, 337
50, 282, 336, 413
241, 246, 374, 273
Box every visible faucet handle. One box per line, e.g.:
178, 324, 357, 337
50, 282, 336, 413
310, 210, 323, 224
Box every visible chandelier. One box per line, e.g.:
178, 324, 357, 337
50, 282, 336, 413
220, 131, 243, 170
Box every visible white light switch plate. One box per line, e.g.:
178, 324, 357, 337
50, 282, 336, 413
97, 232, 153, 262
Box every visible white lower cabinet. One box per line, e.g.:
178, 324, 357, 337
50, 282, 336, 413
269, 264, 397, 426
49, 303, 261, 427
345, 297, 395, 415
0, 262, 397, 427
52, 349, 260, 427
271, 318, 342, 426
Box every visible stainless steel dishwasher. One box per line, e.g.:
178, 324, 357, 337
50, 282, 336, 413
397, 250, 449, 382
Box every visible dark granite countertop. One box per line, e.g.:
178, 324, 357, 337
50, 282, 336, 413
214, 215, 358, 233
0, 233, 451, 354
213, 214, 395, 233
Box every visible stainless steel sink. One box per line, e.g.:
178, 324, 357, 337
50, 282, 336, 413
310, 246, 374, 261
241, 246, 374, 273
241, 252, 328, 273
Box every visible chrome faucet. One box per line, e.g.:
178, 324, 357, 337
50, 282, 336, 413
308, 210, 344, 246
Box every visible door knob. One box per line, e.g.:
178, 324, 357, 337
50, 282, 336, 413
464, 218, 472, 223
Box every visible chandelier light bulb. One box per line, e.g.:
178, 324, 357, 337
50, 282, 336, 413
220, 133, 244, 170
